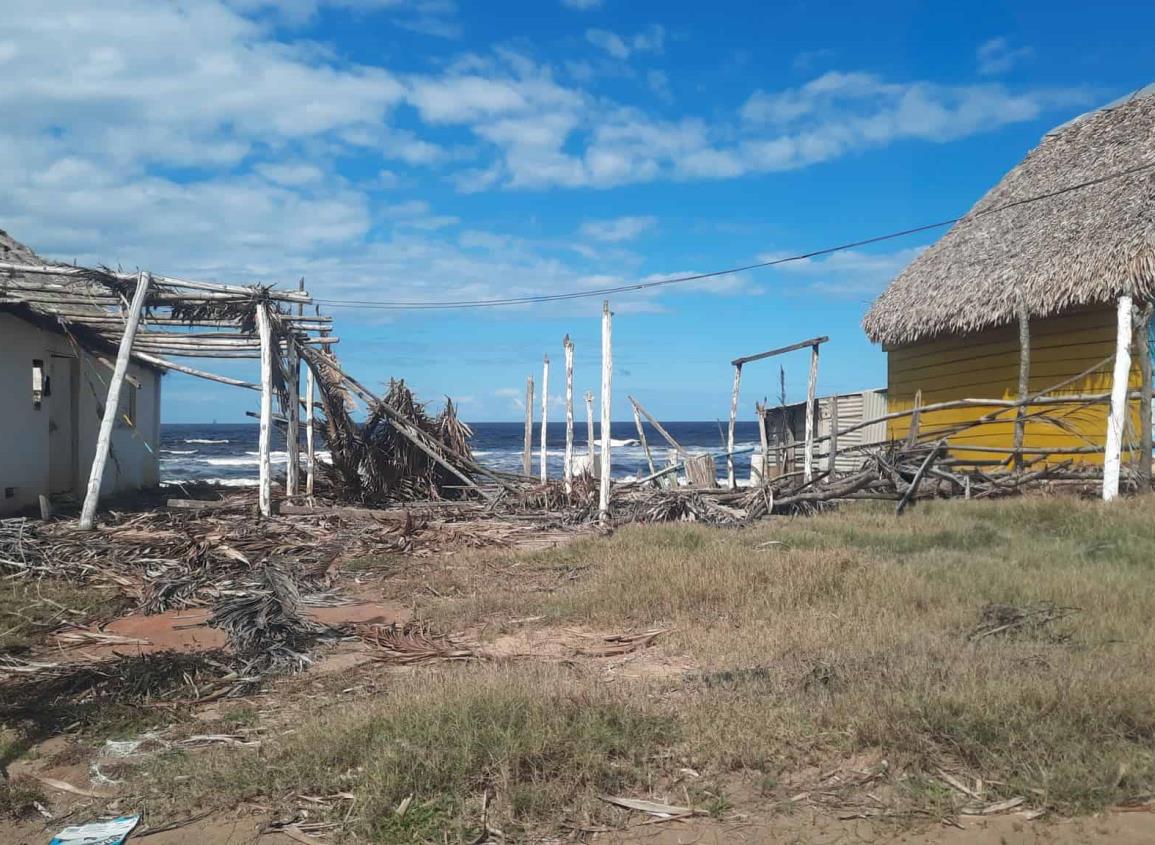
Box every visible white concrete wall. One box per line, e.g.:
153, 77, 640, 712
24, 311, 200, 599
0, 312, 162, 515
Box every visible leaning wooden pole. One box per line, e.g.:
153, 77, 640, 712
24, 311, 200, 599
726, 363, 742, 489
1013, 300, 1031, 471
257, 303, 275, 517
79, 272, 151, 530
828, 394, 839, 477
632, 402, 658, 481
1104, 294, 1134, 501
523, 375, 534, 477
756, 401, 769, 485
564, 335, 575, 492
540, 354, 550, 483
802, 342, 820, 483
599, 300, 613, 522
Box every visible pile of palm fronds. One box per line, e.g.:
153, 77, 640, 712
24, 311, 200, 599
208, 562, 341, 677
319, 378, 479, 503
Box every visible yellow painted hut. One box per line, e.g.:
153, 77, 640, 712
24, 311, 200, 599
863, 88, 1155, 486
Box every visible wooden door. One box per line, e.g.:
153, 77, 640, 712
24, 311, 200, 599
48, 354, 78, 495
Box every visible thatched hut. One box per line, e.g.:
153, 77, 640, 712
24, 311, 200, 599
863, 86, 1155, 495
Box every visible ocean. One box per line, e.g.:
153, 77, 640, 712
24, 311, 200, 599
160, 421, 764, 487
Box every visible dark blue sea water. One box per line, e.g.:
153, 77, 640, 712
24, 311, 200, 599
160, 421, 763, 487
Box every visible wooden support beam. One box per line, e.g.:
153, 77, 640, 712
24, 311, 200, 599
305, 359, 317, 497
523, 375, 534, 477
828, 394, 839, 478
1135, 302, 1152, 489
1104, 294, 1134, 501
564, 335, 575, 493
756, 401, 769, 485
540, 354, 550, 483
599, 300, 613, 522
79, 272, 151, 530
285, 281, 303, 496
731, 336, 829, 367
726, 363, 742, 489
802, 342, 819, 483
585, 391, 596, 466
257, 303, 275, 517
1013, 300, 1031, 471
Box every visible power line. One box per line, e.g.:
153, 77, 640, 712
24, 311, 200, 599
313, 160, 1155, 312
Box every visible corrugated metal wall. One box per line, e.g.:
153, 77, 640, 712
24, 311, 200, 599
885, 306, 1142, 466
816, 389, 888, 473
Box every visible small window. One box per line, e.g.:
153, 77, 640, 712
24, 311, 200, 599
116, 384, 138, 429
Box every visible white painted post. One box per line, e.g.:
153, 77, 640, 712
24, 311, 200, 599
285, 280, 303, 496
523, 376, 534, 477
803, 342, 819, 483
564, 336, 575, 492
540, 354, 550, 482
585, 390, 595, 466
305, 361, 316, 498
1104, 294, 1134, 501
599, 300, 613, 522
726, 363, 742, 489
257, 303, 275, 517
79, 272, 151, 530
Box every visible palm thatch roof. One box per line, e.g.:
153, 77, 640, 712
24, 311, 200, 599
863, 86, 1155, 347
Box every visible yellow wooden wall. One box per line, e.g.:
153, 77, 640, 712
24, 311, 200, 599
886, 307, 1143, 466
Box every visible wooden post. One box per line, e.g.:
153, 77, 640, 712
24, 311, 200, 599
802, 342, 819, 483
540, 354, 550, 483
305, 360, 316, 497
79, 271, 151, 530
1104, 294, 1134, 501
1134, 303, 1152, 489
756, 401, 769, 485
599, 300, 613, 522
564, 336, 575, 492
285, 280, 303, 496
908, 389, 923, 446
726, 363, 742, 489
828, 394, 839, 477
1013, 301, 1030, 471
632, 402, 657, 482
585, 390, 595, 466
257, 303, 275, 517
523, 375, 534, 477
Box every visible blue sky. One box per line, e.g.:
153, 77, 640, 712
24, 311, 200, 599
2, 0, 1151, 422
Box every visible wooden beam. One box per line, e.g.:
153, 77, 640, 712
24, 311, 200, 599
731, 336, 829, 367
756, 401, 769, 485
284, 280, 303, 496
828, 394, 839, 478
523, 375, 534, 477
564, 335, 575, 493
629, 396, 688, 457
131, 352, 259, 390
1135, 302, 1152, 489
305, 358, 317, 497
802, 342, 819, 483
257, 303, 275, 517
540, 354, 550, 483
632, 401, 658, 483
79, 272, 151, 530
726, 363, 742, 489
599, 300, 613, 523
585, 390, 596, 466
1013, 300, 1030, 471
1104, 294, 1134, 501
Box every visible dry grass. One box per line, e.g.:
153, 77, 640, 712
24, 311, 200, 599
139, 495, 1155, 839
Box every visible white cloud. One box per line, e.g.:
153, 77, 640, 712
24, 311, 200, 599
977, 37, 1033, 75
227, 0, 460, 37
586, 25, 665, 60
579, 216, 657, 242
561, 0, 603, 8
